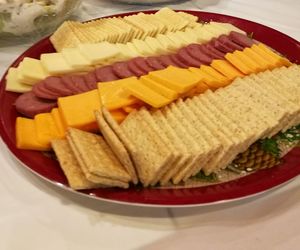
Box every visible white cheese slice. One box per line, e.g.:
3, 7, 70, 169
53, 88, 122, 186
5, 67, 32, 93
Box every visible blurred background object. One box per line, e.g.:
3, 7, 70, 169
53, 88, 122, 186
0, 0, 81, 45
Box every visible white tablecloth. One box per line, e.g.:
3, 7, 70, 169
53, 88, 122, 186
1, 1, 300, 249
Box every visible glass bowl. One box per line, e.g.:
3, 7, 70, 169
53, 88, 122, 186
0, 0, 81, 46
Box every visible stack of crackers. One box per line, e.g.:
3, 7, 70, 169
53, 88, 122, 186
52, 65, 300, 190
50, 8, 198, 52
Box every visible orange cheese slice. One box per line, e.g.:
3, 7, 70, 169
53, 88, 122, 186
123, 77, 171, 108
225, 52, 253, 75
58, 89, 101, 132
98, 79, 139, 110
189, 67, 225, 90
16, 117, 50, 151
147, 66, 200, 94
35, 112, 61, 147
140, 75, 178, 100
51, 108, 66, 138
232, 51, 262, 73
210, 59, 244, 80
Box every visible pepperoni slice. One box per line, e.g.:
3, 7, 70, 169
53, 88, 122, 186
43, 76, 73, 96
228, 31, 255, 47
112, 61, 135, 79
95, 65, 119, 82
176, 48, 202, 67
15, 92, 57, 118
145, 57, 165, 70
127, 59, 146, 77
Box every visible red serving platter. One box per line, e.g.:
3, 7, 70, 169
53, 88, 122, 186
0, 10, 300, 207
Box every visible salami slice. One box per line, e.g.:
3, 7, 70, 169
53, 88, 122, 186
127, 59, 146, 77
158, 55, 178, 67
32, 82, 60, 100
95, 65, 119, 82
15, 92, 57, 118
112, 61, 135, 79
70, 75, 90, 92
185, 45, 213, 65
205, 43, 226, 58
61, 75, 82, 94
228, 31, 255, 47
84, 71, 98, 90
132, 57, 155, 74
211, 38, 235, 53
176, 48, 202, 67
145, 57, 165, 70
43, 76, 73, 96
218, 35, 244, 51
169, 54, 189, 68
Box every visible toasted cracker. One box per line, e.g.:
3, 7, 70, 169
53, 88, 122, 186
67, 128, 131, 183
51, 139, 103, 190
95, 109, 138, 184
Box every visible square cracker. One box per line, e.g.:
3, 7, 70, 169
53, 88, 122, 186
95, 109, 138, 184
120, 110, 173, 187
51, 139, 103, 190
66, 127, 131, 183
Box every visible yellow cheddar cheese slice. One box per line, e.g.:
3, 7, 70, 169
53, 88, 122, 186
5, 68, 32, 93
200, 65, 230, 86
58, 89, 101, 132
35, 112, 61, 147
233, 51, 261, 73
250, 44, 282, 68
189, 67, 225, 90
257, 43, 292, 67
140, 75, 178, 100
225, 53, 253, 75
210, 59, 244, 80
98, 79, 140, 110
148, 66, 200, 94
243, 47, 274, 70
51, 108, 66, 138
123, 78, 171, 108
16, 117, 50, 151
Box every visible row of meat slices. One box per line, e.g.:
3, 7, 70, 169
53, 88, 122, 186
15, 31, 255, 118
